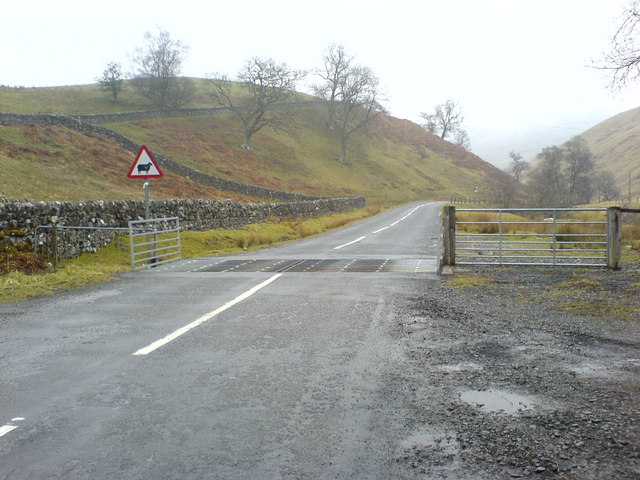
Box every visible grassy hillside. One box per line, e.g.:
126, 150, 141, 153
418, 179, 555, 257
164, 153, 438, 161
0, 81, 515, 205
0, 125, 260, 202
580, 106, 640, 200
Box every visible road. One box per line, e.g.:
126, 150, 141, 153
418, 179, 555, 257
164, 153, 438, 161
0, 201, 442, 479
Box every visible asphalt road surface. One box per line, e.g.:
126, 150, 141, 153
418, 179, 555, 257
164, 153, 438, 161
1, 202, 442, 479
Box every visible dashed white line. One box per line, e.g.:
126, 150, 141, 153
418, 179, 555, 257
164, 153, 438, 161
373, 205, 425, 232
334, 236, 366, 250
133, 274, 282, 356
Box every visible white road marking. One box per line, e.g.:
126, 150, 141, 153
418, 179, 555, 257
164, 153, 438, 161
334, 236, 366, 250
376, 205, 426, 230
133, 274, 282, 356
0, 425, 17, 437
0, 418, 25, 438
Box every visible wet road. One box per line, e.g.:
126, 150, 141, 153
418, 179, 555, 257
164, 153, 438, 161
0, 202, 442, 479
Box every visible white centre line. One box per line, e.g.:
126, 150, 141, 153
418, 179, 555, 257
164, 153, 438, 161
0, 425, 17, 437
0, 418, 25, 438
372, 226, 388, 234
334, 236, 366, 250
133, 274, 282, 356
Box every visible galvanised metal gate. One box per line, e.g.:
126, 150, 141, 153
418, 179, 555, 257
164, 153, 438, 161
129, 217, 182, 271
441, 207, 623, 268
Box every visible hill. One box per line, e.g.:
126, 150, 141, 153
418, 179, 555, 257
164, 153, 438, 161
0, 82, 516, 205
580, 106, 640, 200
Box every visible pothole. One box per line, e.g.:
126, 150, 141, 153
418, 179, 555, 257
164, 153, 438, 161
460, 389, 535, 414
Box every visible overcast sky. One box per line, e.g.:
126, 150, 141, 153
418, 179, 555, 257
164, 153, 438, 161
2, 0, 639, 167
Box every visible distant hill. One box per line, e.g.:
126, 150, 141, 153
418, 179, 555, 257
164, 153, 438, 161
0, 81, 517, 205
580, 106, 640, 200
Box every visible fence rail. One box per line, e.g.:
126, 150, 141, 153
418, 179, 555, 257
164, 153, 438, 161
441, 207, 623, 268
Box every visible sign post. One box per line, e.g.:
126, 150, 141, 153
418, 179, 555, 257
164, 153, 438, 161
128, 146, 164, 266
128, 145, 164, 219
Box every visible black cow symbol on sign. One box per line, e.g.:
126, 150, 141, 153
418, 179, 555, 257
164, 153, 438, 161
137, 162, 153, 173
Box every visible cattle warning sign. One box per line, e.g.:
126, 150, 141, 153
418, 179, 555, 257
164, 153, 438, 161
128, 145, 164, 178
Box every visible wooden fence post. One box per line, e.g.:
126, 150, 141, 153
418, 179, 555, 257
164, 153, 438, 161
442, 205, 456, 268
606, 207, 622, 269
51, 225, 58, 272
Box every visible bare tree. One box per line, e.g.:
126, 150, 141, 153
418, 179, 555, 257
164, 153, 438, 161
331, 66, 384, 164
131, 29, 190, 108
527, 138, 595, 206
209, 57, 302, 150
454, 128, 471, 151
166, 76, 196, 109
98, 62, 124, 102
507, 150, 529, 181
313, 44, 353, 126
420, 100, 464, 140
528, 146, 563, 206
313, 45, 384, 164
598, 0, 640, 89
563, 136, 595, 204
594, 171, 621, 201
421, 115, 438, 134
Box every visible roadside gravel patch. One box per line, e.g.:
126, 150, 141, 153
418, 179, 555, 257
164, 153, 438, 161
393, 262, 640, 479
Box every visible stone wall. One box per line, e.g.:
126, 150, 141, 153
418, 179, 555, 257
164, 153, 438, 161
0, 112, 323, 202
0, 196, 366, 259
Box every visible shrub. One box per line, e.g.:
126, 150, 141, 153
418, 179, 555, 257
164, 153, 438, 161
1, 250, 48, 274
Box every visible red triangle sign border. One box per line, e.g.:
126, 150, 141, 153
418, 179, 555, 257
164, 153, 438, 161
127, 145, 164, 178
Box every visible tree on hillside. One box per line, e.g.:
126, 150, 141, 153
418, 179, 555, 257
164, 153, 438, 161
166, 76, 196, 109
507, 150, 529, 181
527, 137, 595, 206
332, 66, 384, 164
594, 171, 621, 201
313, 45, 385, 164
312, 44, 353, 127
420, 100, 464, 140
528, 145, 565, 206
131, 29, 192, 108
563, 136, 595, 203
209, 57, 302, 150
599, 0, 640, 89
454, 128, 471, 151
98, 62, 124, 102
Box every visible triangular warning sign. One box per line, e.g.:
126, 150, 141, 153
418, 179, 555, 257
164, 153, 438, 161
128, 145, 164, 178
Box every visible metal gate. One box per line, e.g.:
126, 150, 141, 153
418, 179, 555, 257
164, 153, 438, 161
441, 207, 623, 268
129, 217, 182, 271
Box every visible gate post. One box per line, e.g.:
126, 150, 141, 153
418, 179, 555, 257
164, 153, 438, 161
606, 207, 622, 269
442, 205, 456, 267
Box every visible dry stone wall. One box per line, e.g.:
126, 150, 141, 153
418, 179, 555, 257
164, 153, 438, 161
0, 196, 366, 259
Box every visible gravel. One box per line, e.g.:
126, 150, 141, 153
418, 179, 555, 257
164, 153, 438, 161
392, 261, 640, 479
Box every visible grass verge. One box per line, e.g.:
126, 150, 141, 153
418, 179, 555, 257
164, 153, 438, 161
444, 253, 640, 322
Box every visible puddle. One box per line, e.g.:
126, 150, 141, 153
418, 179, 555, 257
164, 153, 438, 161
460, 389, 535, 414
